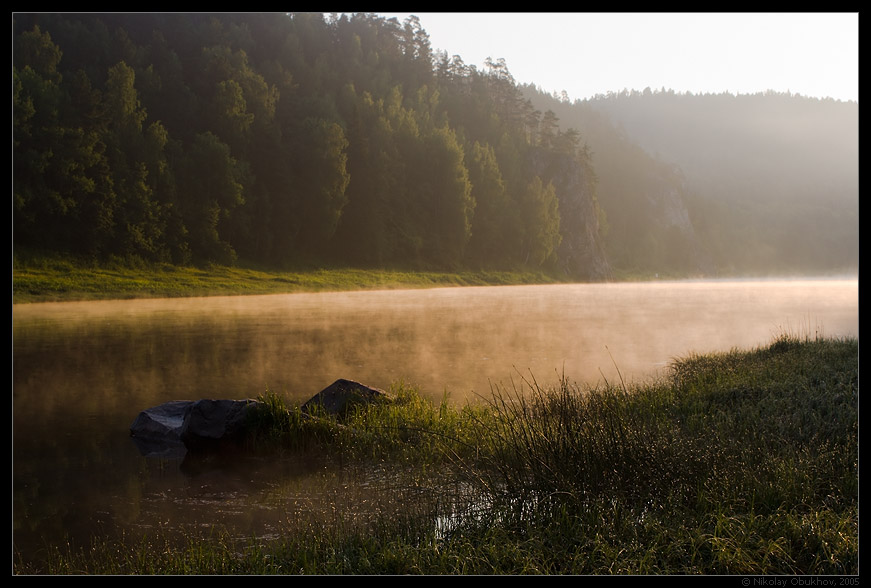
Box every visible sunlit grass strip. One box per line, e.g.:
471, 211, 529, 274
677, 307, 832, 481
12, 255, 565, 303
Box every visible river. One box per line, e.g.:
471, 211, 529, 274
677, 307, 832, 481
12, 278, 859, 563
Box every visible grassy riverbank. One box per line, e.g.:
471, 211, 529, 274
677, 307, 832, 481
15, 334, 858, 575
12, 255, 567, 303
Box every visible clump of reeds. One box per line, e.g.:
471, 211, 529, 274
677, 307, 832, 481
243, 389, 335, 453
466, 373, 724, 520
449, 335, 858, 573
334, 383, 489, 464
244, 383, 487, 470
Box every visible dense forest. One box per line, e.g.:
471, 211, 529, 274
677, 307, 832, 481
13, 13, 858, 279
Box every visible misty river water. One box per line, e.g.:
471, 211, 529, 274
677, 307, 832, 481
12, 278, 859, 562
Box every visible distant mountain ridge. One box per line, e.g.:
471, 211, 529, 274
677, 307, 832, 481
523, 86, 858, 276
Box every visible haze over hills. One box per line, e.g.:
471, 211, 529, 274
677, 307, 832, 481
13, 12, 858, 279
524, 86, 859, 276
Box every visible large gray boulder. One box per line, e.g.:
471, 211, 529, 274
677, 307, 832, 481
301, 379, 390, 416
129, 400, 194, 458
180, 398, 261, 453
131, 398, 261, 456
130, 400, 193, 440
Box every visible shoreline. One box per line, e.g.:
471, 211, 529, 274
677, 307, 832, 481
12, 258, 857, 305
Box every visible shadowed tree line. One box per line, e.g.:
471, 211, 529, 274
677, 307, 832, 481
14, 13, 856, 278
13, 13, 606, 278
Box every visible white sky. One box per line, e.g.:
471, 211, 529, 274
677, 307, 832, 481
379, 12, 859, 103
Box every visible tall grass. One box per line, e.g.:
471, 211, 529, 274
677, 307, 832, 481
15, 335, 858, 575
469, 375, 715, 517
453, 334, 858, 574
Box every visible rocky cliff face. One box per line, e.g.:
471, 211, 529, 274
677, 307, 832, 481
641, 169, 715, 275
529, 148, 612, 280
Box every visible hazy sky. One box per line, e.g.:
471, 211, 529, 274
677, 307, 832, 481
379, 12, 859, 103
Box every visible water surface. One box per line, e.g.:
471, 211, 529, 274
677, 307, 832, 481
12, 279, 859, 562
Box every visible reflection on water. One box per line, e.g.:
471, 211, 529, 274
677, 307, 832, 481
12, 279, 859, 561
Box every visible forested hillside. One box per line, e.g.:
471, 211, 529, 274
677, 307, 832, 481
524, 86, 858, 276
13, 13, 857, 279
13, 12, 609, 279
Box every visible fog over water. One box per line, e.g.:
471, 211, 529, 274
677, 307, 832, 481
13, 279, 859, 408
